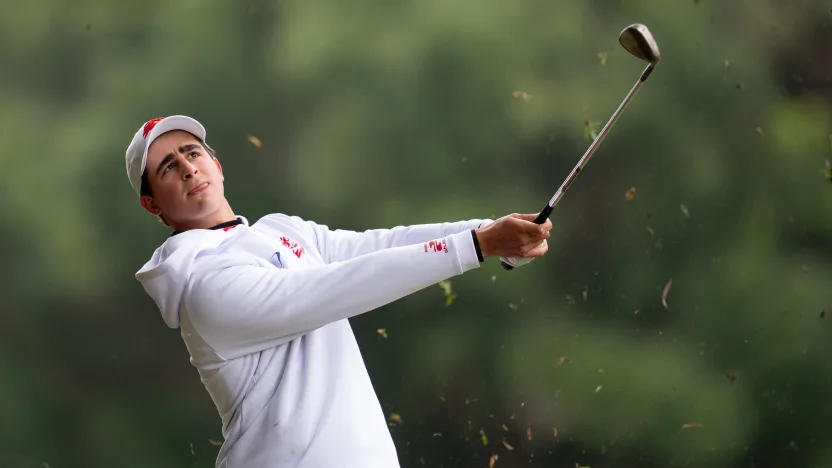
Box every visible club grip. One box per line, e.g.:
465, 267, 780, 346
500, 204, 553, 271
533, 205, 553, 224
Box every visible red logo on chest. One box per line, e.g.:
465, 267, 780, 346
424, 238, 448, 253
280, 236, 305, 258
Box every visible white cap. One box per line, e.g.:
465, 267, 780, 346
125, 115, 208, 195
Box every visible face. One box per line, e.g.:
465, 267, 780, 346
140, 130, 226, 227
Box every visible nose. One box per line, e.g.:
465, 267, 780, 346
181, 160, 198, 179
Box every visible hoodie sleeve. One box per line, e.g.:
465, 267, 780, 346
304, 218, 492, 264
183, 229, 481, 359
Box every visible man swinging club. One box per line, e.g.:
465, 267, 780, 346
127, 115, 551, 468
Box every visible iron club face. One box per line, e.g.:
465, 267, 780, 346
619, 24, 661, 65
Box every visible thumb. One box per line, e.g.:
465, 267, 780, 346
511, 213, 541, 223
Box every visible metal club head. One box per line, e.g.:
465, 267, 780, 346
619, 24, 660, 65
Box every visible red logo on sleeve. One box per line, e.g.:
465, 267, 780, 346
424, 238, 448, 253
280, 236, 305, 258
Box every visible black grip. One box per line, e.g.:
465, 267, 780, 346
533, 204, 554, 224
500, 203, 553, 271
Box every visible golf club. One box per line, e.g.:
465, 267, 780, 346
501, 23, 661, 271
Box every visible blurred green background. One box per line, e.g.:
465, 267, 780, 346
2, 0, 832, 467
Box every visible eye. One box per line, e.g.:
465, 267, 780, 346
189, 151, 201, 158
162, 162, 176, 175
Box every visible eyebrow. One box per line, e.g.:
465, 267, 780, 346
154, 144, 202, 176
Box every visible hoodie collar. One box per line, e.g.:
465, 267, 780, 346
170, 217, 244, 237
137, 216, 249, 329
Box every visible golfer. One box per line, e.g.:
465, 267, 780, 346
127, 115, 551, 468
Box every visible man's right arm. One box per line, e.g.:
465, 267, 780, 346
184, 230, 482, 360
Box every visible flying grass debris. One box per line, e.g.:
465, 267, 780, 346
598, 51, 609, 66
208, 439, 223, 446
680, 204, 690, 217
438, 280, 456, 306
502, 439, 515, 451
662, 279, 673, 310
489, 454, 499, 468
682, 422, 702, 429
377, 328, 388, 338
512, 91, 532, 101
625, 186, 636, 200
246, 135, 262, 148
480, 429, 489, 445
584, 120, 600, 141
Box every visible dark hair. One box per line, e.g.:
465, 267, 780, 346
140, 139, 216, 226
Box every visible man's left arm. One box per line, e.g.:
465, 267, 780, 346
304, 218, 492, 264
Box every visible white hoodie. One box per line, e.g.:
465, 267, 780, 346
135, 213, 489, 468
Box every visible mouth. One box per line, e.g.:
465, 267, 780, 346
188, 182, 209, 196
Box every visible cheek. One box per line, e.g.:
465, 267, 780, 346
155, 180, 184, 208
200, 159, 220, 176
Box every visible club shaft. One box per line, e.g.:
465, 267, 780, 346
501, 62, 655, 271
545, 62, 653, 212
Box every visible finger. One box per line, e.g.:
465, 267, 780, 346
526, 222, 551, 240
514, 218, 546, 236
524, 244, 547, 258
520, 240, 548, 257
512, 213, 551, 227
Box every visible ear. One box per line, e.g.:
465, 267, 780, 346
213, 157, 224, 181
140, 195, 163, 216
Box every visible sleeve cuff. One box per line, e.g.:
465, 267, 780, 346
470, 229, 484, 262
449, 230, 482, 272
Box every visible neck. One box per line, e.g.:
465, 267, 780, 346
168, 201, 237, 233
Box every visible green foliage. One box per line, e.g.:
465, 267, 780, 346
3, 0, 832, 467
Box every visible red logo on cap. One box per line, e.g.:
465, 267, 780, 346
142, 117, 165, 138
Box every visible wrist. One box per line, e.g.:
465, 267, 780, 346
473, 228, 493, 259
470, 229, 484, 262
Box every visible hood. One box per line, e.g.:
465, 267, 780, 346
135, 217, 248, 329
